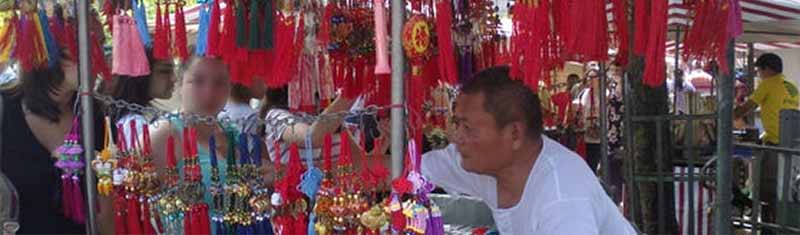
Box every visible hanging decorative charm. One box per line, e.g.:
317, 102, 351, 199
112, 12, 150, 77
93, 117, 119, 196
55, 117, 86, 224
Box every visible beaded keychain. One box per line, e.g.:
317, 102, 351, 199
55, 117, 86, 224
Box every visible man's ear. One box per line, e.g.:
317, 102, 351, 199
508, 121, 526, 150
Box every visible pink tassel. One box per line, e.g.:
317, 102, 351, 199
112, 14, 150, 77
71, 176, 86, 224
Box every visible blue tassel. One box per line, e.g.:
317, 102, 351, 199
251, 134, 262, 166
238, 133, 250, 164
38, 7, 60, 69
307, 213, 317, 235
264, 218, 274, 235
214, 219, 225, 235
133, 0, 152, 48
195, 1, 211, 55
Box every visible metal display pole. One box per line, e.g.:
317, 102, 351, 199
76, 0, 97, 233
599, 63, 609, 188
390, 0, 405, 179
714, 40, 735, 235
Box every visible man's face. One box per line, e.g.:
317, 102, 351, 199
450, 93, 515, 175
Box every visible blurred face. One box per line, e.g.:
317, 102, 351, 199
449, 93, 515, 175
249, 78, 266, 100
61, 59, 79, 92
181, 58, 230, 116
756, 66, 777, 79
149, 60, 176, 99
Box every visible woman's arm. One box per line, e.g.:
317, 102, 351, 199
280, 95, 356, 148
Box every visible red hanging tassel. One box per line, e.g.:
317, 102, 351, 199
206, 0, 222, 57
70, 178, 85, 224
126, 195, 143, 235
323, 134, 332, 172
141, 200, 155, 235
165, 2, 172, 56
612, 0, 629, 67
16, 15, 36, 71
183, 210, 194, 235
90, 30, 111, 79
633, 0, 650, 56
643, 0, 667, 88
102, 0, 115, 33
113, 192, 128, 235
174, 2, 189, 61
153, 1, 167, 59
294, 213, 307, 235
188, 204, 210, 235
218, 0, 237, 61
436, 1, 458, 85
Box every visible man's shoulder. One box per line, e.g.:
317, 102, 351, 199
533, 138, 601, 199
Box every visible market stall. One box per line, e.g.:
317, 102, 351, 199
3, 0, 800, 234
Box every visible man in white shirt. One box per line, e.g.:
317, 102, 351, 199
422, 66, 636, 234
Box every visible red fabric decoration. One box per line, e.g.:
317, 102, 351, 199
435, 0, 457, 85
174, 2, 189, 61
643, 0, 667, 88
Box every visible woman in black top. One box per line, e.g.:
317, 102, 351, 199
0, 57, 112, 233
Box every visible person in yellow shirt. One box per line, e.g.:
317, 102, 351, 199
735, 53, 800, 144
734, 53, 799, 225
